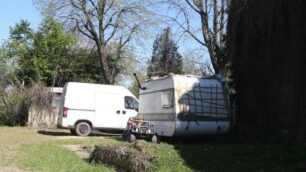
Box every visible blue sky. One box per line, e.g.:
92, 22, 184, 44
0, 0, 211, 72
0, 0, 41, 43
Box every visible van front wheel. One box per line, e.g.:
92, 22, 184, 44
75, 122, 91, 136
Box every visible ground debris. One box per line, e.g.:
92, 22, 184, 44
89, 141, 153, 172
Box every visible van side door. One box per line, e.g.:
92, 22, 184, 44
94, 93, 122, 129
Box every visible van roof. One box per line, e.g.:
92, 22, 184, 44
65, 82, 135, 98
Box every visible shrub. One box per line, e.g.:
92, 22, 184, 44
0, 82, 52, 126
0, 91, 27, 126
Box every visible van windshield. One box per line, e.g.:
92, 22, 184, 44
134, 99, 139, 111
124, 96, 138, 111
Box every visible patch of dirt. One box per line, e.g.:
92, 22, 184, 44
60, 145, 92, 160
0, 166, 31, 172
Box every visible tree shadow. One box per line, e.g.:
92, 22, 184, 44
37, 129, 123, 137
171, 135, 234, 172
37, 129, 71, 136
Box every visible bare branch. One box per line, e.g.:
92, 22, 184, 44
185, 0, 201, 14
167, 15, 207, 46
104, 0, 115, 14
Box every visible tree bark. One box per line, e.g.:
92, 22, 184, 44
228, 0, 306, 143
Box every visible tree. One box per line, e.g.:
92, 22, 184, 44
164, 0, 229, 74
182, 49, 212, 76
1, 18, 76, 87
147, 27, 183, 77
31, 17, 74, 86
35, 0, 152, 84
66, 48, 103, 83
228, 0, 306, 142
2, 20, 35, 86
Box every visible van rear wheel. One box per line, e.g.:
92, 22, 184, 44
75, 122, 91, 136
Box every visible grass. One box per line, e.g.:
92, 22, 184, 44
1, 127, 306, 172
174, 143, 306, 172
18, 143, 113, 172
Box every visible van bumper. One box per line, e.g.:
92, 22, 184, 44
68, 125, 75, 129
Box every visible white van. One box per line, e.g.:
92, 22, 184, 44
58, 82, 138, 136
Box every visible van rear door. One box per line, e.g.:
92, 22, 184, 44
58, 84, 68, 127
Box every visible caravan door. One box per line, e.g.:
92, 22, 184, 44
94, 93, 122, 129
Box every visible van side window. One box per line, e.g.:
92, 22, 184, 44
125, 96, 135, 109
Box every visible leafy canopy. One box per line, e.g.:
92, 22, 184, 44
147, 27, 183, 77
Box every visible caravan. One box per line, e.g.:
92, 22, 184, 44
127, 74, 232, 141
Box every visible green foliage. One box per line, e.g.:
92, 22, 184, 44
0, 20, 33, 87
0, 18, 105, 126
65, 49, 102, 84
0, 82, 54, 126
19, 17, 74, 86
0, 90, 27, 126
1, 18, 103, 87
1, 18, 73, 86
147, 27, 183, 77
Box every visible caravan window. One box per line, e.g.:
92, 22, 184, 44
162, 91, 173, 108
124, 96, 138, 111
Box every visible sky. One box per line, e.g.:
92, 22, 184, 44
0, 0, 41, 43
0, 1, 206, 52
0, 0, 212, 73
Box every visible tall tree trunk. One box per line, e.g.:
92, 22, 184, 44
98, 47, 114, 85
228, 0, 306, 143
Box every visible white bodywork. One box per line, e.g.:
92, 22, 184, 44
138, 75, 231, 137
58, 82, 138, 130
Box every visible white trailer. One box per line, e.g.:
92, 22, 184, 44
58, 82, 138, 136
135, 74, 232, 139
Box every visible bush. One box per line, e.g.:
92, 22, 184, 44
0, 82, 52, 126
0, 91, 27, 126
89, 142, 153, 172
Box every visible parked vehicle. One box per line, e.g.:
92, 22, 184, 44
58, 82, 138, 136
124, 74, 232, 142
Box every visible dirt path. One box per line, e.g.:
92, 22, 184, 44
60, 145, 92, 160
0, 166, 31, 172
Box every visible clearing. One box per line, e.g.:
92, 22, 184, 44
0, 127, 306, 172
